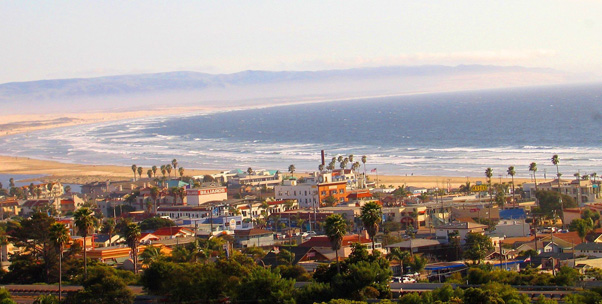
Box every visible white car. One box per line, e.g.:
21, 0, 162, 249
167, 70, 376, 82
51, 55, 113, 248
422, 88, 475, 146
402, 276, 416, 283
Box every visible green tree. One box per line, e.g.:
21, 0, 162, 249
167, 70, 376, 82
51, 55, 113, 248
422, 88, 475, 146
146, 169, 153, 179
360, 202, 382, 250
151, 165, 157, 177
387, 247, 410, 275
464, 232, 493, 264
137, 166, 143, 180
166, 164, 172, 177
171, 158, 178, 173
569, 218, 593, 243
33, 294, 59, 304
288, 164, 296, 178
178, 166, 185, 178
536, 190, 577, 225
324, 214, 347, 273
73, 207, 99, 280
72, 266, 134, 304
0, 289, 16, 304
140, 246, 164, 265
233, 267, 296, 304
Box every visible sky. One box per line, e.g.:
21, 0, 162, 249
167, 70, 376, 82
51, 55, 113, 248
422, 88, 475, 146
1, 1, 601, 84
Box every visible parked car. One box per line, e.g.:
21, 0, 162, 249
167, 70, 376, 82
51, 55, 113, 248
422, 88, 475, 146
390, 276, 403, 283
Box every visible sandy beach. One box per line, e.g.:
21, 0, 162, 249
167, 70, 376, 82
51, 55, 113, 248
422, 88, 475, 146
0, 154, 533, 188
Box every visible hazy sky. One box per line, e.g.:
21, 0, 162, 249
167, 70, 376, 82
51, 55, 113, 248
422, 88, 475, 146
1, 1, 601, 83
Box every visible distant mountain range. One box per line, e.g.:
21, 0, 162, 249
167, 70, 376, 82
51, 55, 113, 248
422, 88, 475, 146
0, 65, 576, 115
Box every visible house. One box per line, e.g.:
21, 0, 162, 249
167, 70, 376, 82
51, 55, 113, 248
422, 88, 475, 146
386, 239, 443, 254
575, 242, 602, 258
538, 178, 595, 204
435, 221, 488, 243
228, 169, 282, 189
491, 219, 531, 238
139, 233, 160, 244
261, 246, 333, 271
152, 227, 195, 240
233, 228, 274, 248
451, 206, 499, 222
0, 198, 20, 218
298, 231, 383, 258
93, 234, 122, 248
20, 199, 53, 216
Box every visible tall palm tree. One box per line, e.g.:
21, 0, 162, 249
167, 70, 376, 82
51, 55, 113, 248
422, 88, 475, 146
160, 165, 166, 178
318, 164, 325, 172
152, 165, 158, 178
507, 166, 516, 207
166, 164, 173, 178
131, 164, 137, 181
49, 222, 69, 303
360, 201, 382, 250
387, 247, 410, 276
348, 155, 354, 163
529, 162, 539, 203
74, 207, 98, 279
362, 156, 367, 188
150, 187, 160, 214
288, 164, 296, 178
552, 154, 562, 190
172, 159, 178, 173
178, 167, 185, 178
324, 214, 347, 274
485, 168, 493, 223
147, 169, 153, 179
337, 155, 343, 164
122, 223, 141, 273
137, 166, 143, 180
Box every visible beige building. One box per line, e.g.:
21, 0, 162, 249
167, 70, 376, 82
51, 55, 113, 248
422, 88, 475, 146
538, 178, 595, 204
186, 186, 228, 206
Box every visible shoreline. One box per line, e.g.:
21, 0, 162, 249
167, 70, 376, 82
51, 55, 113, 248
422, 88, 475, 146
0, 155, 534, 188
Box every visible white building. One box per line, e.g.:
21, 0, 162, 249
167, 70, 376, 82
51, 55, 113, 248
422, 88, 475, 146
275, 179, 318, 209
186, 186, 227, 206
491, 219, 531, 238
435, 221, 488, 243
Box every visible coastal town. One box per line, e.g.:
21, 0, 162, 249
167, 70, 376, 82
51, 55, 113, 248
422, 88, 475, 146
0, 152, 600, 303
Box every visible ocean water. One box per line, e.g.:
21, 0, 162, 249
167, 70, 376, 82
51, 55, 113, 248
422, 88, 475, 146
1, 83, 602, 178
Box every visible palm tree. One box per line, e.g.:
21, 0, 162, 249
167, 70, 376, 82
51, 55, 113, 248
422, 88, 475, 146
387, 247, 410, 275
324, 214, 347, 274
74, 207, 98, 279
348, 155, 354, 163
147, 169, 153, 179
178, 167, 185, 178
247, 167, 253, 175
318, 164, 325, 172
150, 187, 160, 214
140, 246, 163, 265
101, 219, 116, 246
8, 178, 14, 188
131, 164, 137, 181
551, 154, 564, 225
360, 202, 382, 250
166, 164, 173, 178
172, 159, 178, 173
288, 164, 296, 178
137, 166, 143, 180
337, 155, 343, 164
529, 162, 539, 202
361, 156, 367, 188
160, 165, 166, 178
507, 166, 516, 207
152, 165, 158, 178
49, 222, 69, 302
485, 168, 493, 223
122, 223, 141, 273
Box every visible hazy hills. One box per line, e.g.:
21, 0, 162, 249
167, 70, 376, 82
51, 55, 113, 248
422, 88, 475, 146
0, 65, 574, 115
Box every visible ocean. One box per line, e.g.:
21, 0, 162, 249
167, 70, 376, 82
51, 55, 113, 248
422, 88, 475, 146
1, 83, 602, 179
